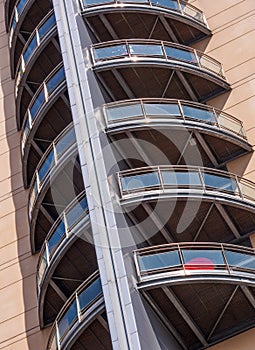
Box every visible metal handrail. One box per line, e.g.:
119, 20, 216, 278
118, 165, 255, 202
91, 39, 225, 78
134, 242, 255, 280
47, 271, 102, 350
80, 0, 208, 27
9, 0, 33, 47
103, 98, 246, 139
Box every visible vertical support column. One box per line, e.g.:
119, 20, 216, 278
52, 1, 141, 349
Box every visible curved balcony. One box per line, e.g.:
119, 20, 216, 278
47, 272, 107, 350
15, 11, 57, 93
91, 40, 230, 103
29, 124, 78, 251
8, 0, 52, 76
80, 0, 211, 45
118, 166, 255, 244
21, 64, 68, 186
104, 99, 251, 166
135, 243, 255, 349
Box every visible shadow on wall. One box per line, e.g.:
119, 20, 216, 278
0, 2, 49, 349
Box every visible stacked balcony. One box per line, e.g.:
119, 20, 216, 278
5, 0, 112, 348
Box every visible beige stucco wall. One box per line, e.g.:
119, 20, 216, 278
0, 1, 49, 348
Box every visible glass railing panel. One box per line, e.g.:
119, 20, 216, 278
199, 55, 222, 76
82, 0, 110, 6
58, 300, 78, 340
30, 90, 45, 120
79, 278, 102, 312
182, 105, 215, 124
65, 197, 88, 228
38, 250, 48, 282
48, 220, 66, 256
121, 172, 160, 192
225, 251, 255, 271
38, 14, 56, 39
16, 0, 27, 14
106, 103, 143, 121
38, 148, 55, 182
129, 44, 163, 57
162, 170, 201, 187
143, 103, 180, 116
23, 35, 37, 64
182, 250, 225, 269
46, 67, 65, 95
153, 0, 179, 11
94, 45, 127, 61
55, 128, 75, 159
240, 181, 255, 201
202, 173, 237, 193
181, 3, 204, 23
165, 46, 196, 63
138, 251, 181, 272
48, 333, 58, 350
216, 113, 244, 136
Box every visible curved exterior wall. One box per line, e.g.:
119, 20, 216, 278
0, 1, 255, 350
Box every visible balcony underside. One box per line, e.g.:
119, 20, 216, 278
94, 64, 230, 104
108, 124, 251, 169
10, 0, 52, 77
84, 9, 211, 45
141, 279, 255, 350
121, 197, 255, 246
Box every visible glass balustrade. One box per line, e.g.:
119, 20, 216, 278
21, 64, 66, 154
92, 40, 225, 78
48, 273, 102, 350
28, 124, 76, 219
81, 0, 207, 27
135, 243, 255, 277
118, 166, 255, 202
9, 0, 30, 46
104, 99, 246, 139
37, 192, 88, 286
16, 12, 56, 82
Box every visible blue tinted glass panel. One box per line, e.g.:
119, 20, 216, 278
17, 0, 27, 14
30, 90, 45, 120
203, 173, 236, 193
79, 278, 102, 311
162, 171, 201, 186
182, 105, 215, 123
94, 45, 127, 60
46, 67, 65, 94
48, 220, 66, 256
152, 0, 179, 10
58, 300, 78, 339
129, 44, 163, 56
107, 104, 143, 121
23, 36, 37, 63
139, 251, 180, 271
66, 197, 88, 228
83, 0, 110, 6
165, 46, 196, 63
55, 128, 75, 158
225, 251, 255, 271
121, 172, 160, 192
38, 149, 55, 181
144, 103, 180, 116
38, 14, 56, 39
182, 250, 225, 266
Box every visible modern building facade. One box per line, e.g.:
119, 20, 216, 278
1, 0, 255, 349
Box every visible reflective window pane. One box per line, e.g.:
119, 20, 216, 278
144, 103, 180, 116
55, 128, 75, 158
106, 104, 143, 121
66, 197, 88, 228
38, 149, 55, 182
30, 90, 45, 120
165, 46, 196, 63
48, 220, 66, 256
83, 0, 110, 6
182, 105, 215, 123
79, 278, 102, 312
47, 67, 65, 94
152, 0, 179, 10
129, 44, 163, 56
225, 251, 255, 271
94, 45, 127, 61
162, 171, 201, 187
183, 250, 225, 269
38, 14, 56, 39
138, 251, 181, 271
58, 300, 78, 340
17, 0, 27, 14
23, 36, 37, 63
121, 172, 160, 192
203, 173, 237, 193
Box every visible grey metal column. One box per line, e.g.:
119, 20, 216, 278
52, 0, 142, 349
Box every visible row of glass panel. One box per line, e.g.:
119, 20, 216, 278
119, 166, 255, 202
105, 99, 245, 138
48, 274, 102, 350
16, 12, 56, 87
29, 125, 76, 219
81, 0, 207, 26
92, 40, 224, 77
21, 64, 66, 155
135, 243, 255, 276
37, 192, 88, 287
9, 0, 31, 46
